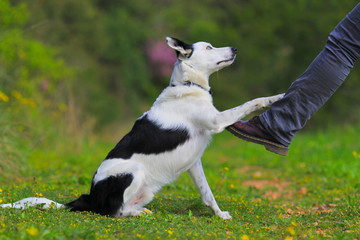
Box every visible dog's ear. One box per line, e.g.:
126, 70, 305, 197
166, 37, 193, 58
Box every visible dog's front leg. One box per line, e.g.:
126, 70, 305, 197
211, 93, 284, 133
187, 159, 232, 219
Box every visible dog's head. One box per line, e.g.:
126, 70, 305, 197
166, 37, 236, 90
166, 37, 237, 76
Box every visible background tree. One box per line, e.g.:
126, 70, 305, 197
3, 0, 360, 130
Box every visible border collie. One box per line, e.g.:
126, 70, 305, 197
1, 37, 283, 219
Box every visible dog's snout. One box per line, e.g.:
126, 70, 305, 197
231, 47, 237, 54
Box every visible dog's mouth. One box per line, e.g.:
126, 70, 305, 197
217, 55, 236, 65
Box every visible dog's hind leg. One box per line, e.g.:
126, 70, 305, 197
120, 164, 154, 217
187, 159, 232, 219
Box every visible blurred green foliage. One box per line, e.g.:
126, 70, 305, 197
2, 0, 360, 130
0, 0, 72, 99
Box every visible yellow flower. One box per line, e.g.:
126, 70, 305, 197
11, 90, 22, 99
0, 198, 3, 204
0, 91, 9, 102
352, 151, 359, 158
36, 192, 43, 197
20, 98, 36, 108
26, 227, 39, 237
287, 227, 296, 235
241, 235, 250, 240
0, 188, 2, 192
10, 90, 36, 107
284, 237, 293, 240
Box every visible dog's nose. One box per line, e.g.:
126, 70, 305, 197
231, 47, 237, 54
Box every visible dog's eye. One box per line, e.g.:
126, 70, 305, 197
206, 46, 213, 50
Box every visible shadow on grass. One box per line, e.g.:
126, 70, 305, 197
148, 195, 214, 218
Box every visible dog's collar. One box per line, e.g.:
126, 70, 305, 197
171, 81, 212, 95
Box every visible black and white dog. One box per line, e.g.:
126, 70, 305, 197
1, 37, 283, 219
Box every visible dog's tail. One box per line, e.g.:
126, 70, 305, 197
2, 174, 134, 216
0, 197, 64, 209
0, 196, 91, 211
0, 195, 91, 212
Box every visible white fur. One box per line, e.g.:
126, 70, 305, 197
0, 197, 64, 209
1, 37, 283, 219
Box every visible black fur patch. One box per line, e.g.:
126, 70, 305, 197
66, 173, 133, 216
105, 115, 190, 160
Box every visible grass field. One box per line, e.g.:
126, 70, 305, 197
1, 124, 360, 239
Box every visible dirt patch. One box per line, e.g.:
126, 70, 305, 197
242, 179, 295, 199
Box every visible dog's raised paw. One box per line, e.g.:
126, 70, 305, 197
273, 93, 285, 101
267, 93, 285, 105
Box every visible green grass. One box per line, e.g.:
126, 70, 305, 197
1, 125, 360, 239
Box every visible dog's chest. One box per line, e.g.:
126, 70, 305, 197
138, 128, 210, 186
140, 114, 211, 181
